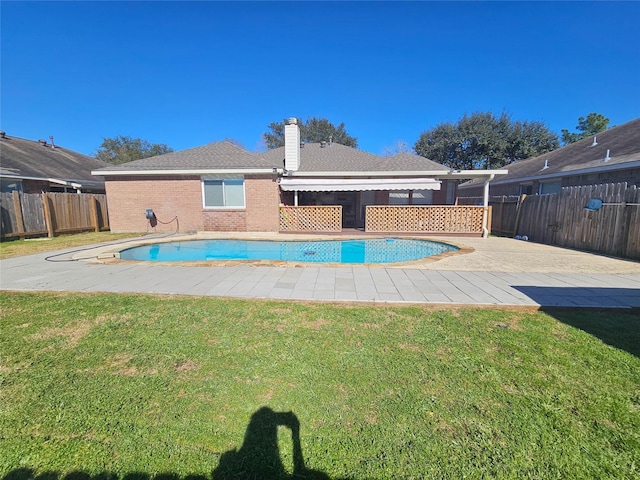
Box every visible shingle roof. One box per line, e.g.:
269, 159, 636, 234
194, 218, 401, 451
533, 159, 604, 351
378, 152, 452, 171
459, 117, 640, 189
0, 134, 108, 188
260, 143, 449, 172
92, 139, 452, 175
93, 141, 278, 172
261, 143, 381, 171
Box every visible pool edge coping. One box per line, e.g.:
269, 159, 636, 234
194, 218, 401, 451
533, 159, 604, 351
90, 233, 474, 268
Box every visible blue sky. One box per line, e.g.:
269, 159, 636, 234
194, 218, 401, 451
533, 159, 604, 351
1, 1, 639, 157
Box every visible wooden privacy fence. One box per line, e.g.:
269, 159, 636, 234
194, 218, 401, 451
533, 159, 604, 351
365, 205, 489, 235
459, 182, 640, 260
0, 192, 109, 239
279, 206, 342, 232
519, 183, 639, 259
458, 195, 521, 236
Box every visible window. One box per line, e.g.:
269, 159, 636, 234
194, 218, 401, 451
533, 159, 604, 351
1, 179, 23, 193
411, 189, 433, 205
389, 191, 410, 205
202, 178, 245, 208
519, 184, 533, 196
538, 181, 562, 195
389, 190, 433, 205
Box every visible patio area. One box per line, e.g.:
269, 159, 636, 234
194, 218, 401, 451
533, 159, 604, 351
1, 234, 639, 308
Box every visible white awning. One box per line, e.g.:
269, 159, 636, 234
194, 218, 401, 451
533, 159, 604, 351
278, 177, 441, 192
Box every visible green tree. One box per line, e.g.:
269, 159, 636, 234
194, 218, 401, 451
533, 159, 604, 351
263, 117, 358, 149
94, 135, 173, 165
414, 112, 559, 170
561, 113, 610, 144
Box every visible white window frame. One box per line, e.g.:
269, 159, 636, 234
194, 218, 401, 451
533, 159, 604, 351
201, 175, 246, 209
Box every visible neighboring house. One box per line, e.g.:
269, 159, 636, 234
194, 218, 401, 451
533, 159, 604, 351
458, 117, 640, 198
93, 118, 505, 233
0, 132, 108, 193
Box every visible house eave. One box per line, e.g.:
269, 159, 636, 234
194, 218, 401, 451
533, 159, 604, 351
0, 173, 99, 189
463, 160, 640, 188
287, 170, 508, 179
92, 168, 277, 177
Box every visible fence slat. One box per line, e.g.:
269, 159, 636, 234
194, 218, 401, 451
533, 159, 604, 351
1, 192, 110, 240
11, 191, 26, 235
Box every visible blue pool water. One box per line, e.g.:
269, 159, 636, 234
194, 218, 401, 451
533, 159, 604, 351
120, 238, 458, 264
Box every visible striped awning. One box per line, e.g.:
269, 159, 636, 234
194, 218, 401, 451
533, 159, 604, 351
278, 177, 441, 192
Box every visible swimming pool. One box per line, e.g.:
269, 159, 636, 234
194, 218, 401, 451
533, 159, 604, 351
119, 238, 459, 264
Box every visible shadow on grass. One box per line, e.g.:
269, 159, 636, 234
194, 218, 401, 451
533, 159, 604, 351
539, 306, 640, 358
213, 407, 331, 479
2, 408, 341, 480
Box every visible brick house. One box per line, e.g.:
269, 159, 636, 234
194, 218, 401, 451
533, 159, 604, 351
458, 117, 640, 198
93, 118, 505, 233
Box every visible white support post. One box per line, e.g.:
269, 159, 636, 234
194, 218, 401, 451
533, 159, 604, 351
482, 174, 495, 238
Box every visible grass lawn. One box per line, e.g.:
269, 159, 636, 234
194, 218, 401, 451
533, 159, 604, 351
0, 232, 144, 259
1, 292, 638, 479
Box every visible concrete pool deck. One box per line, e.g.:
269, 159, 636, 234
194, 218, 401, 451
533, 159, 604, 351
1, 233, 639, 308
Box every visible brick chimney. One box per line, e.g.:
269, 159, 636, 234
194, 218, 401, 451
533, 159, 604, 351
284, 117, 300, 171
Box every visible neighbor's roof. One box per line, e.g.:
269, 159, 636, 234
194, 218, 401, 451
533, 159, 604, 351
0, 134, 108, 189
92, 141, 279, 175
459, 117, 640, 189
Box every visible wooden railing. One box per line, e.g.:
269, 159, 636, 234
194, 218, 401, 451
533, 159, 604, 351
279, 206, 342, 232
1, 192, 109, 239
365, 205, 489, 235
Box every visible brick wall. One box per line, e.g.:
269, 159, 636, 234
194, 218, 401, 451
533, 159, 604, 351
105, 174, 281, 233
105, 176, 203, 232
245, 175, 280, 231
432, 180, 458, 204
202, 209, 247, 231
374, 191, 389, 204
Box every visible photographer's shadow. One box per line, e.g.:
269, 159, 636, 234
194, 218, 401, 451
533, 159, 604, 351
212, 406, 330, 480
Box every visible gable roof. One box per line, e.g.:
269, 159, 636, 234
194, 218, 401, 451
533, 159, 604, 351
0, 134, 109, 190
459, 117, 640, 189
92, 141, 278, 175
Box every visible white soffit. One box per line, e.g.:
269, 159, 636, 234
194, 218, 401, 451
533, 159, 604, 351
279, 177, 441, 192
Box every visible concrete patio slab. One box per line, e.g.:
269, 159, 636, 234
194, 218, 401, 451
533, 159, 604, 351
1, 233, 639, 308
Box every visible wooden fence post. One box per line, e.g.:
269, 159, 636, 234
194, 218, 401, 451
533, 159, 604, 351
12, 190, 26, 237
90, 195, 100, 232
41, 193, 55, 238
512, 194, 527, 236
